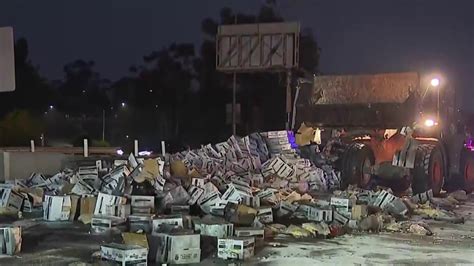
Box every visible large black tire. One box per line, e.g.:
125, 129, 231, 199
341, 143, 375, 189
412, 144, 445, 196
460, 151, 474, 194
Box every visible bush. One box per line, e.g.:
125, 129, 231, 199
0, 110, 42, 146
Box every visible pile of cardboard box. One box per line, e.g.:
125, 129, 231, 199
1, 130, 464, 262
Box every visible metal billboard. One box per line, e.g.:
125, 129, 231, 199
216, 22, 300, 72
0, 27, 15, 92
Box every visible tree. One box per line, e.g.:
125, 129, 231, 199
57, 59, 109, 115
0, 38, 53, 116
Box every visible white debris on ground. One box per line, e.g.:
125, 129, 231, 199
0, 130, 467, 263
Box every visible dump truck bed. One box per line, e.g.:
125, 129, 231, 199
294, 72, 422, 128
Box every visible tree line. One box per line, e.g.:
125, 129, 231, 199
0, 3, 320, 149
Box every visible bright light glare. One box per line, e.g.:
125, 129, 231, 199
138, 151, 152, 156
424, 119, 435, 127
116, 149, 124, 156
430, 78, 440, 87
121, 102, 126, 107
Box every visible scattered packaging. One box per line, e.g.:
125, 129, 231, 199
0, 187, 24, 213
256, 207, 273, 224
78, 195, 97, 224
131, 195, 155, 214
0, 226, 22, 255
122, 232, 148, 249
94, 192, 127, 217
224, 202, 257, 226
194, 220, 234, 238
100, 243, 148, 266
171, 205, 190, 215
91, 215, 127, 234
156, 232, 201, 264
152, 215, 184, 233
234, 227, 265, 242
129, 214, 154, 233
217, 237, 255, 260
43, 195, 72, 221
351, 205, 368, 220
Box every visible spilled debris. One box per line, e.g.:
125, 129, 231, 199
0, 130, 468, 263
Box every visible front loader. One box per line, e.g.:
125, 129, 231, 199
294, 72, 474, 195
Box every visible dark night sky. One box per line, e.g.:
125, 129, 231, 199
1, 0, 473, 106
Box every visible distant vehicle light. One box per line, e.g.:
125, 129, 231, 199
138, 151, 152, 156
116, 149, 124, 156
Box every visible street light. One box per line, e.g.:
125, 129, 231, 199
431, 78, 440, 87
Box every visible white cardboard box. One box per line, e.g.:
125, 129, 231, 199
43, 195, 71, 221
0, 226, 22, 255
234, 227, 264, 241
330, 197, 350, 212
131, 195, 155, 214
156, 232, 201, 264
0, 188, 24, 212
256, 207, 273, 224
91, 215, 126, 234
217, 237, 255, 260
94, 192, 126, 216
100, 243, 147, 266
128, 214, 153, 233
188, 186, 204, 205
194, 221, 233, 238
152, 215, 184, 233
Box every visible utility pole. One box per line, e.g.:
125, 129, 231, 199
285, 69, 292, 130
102, 109, 106, 142
232, 15, 238, 136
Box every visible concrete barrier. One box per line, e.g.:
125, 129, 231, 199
0, 151, 73, 181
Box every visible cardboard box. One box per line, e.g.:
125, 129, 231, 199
217, 237, 255, 260
370, 190, 396, 209
71, 179, 95, 195
194, 220, 233, 238
155, 232, 201, 264
187, 186, 204, 205
333, 210, 350, 225
94, 192, 126, 217
131, 196, 155, 214
122, 232, 148, 249
129, 214, 154, 233
256, 207, 273, 224
91, 215, 127, 234
198, 191, 221, 214
351, 205, 368, 220
301, 204, 333, 222
78, 195, 97, 224
234, 227, 264, 241
224, 203, 257, 226
276, 201, 298, 217
330, 197, 350, 213
0, 226, 21, 255
152, 215, 184, 233
191, 178, 206, 188
100, 243, 147, 266
43, 195, 71, 221
100, 166, 127, 194
0, 188, 24, 212
171, 205, 190, 215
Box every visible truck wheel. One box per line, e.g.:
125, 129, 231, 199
412, 144, 445, 196
341, 143, 375, 189
461, 151, 474, 193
